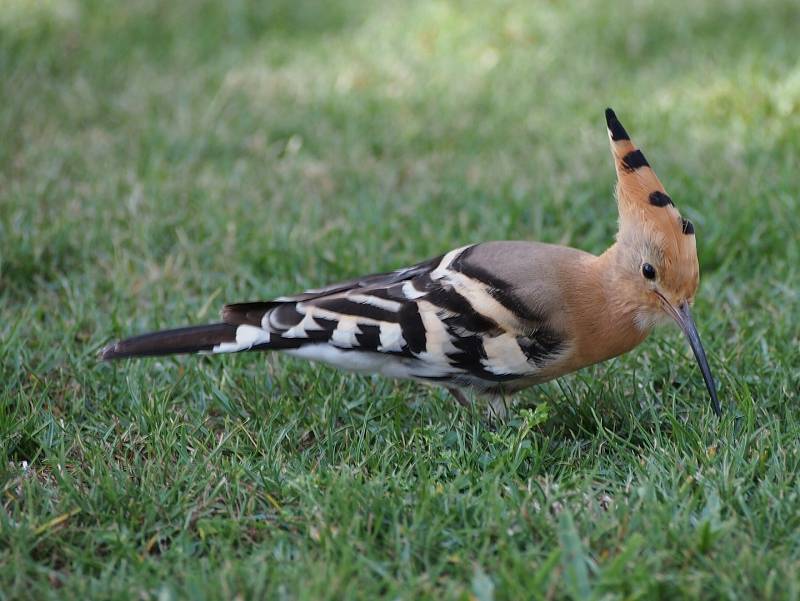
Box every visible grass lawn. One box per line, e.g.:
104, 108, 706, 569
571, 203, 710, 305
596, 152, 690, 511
2, 0, 799, 598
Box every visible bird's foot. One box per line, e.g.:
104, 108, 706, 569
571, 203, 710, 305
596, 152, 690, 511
447, 387, 512, 426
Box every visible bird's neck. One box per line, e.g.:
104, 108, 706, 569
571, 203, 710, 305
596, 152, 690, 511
566, 242, 651, 367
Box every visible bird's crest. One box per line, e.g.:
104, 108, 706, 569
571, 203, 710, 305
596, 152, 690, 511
605, 108, 695, 238
604, 108, 699, 301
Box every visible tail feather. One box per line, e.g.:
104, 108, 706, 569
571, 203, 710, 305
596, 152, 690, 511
101, 323, 238, 360
221, 302, 276, 326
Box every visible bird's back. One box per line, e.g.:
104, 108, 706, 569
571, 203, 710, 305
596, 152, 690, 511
214, 241, 593, 393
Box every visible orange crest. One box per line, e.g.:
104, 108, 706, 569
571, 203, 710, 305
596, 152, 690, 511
605, 108, 700, 302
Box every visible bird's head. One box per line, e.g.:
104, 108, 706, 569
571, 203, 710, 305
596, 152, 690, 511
605, 108, 719, 416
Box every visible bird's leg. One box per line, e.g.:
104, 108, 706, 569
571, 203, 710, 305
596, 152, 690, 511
448, 387, 471, 408
485, 393, 511, 423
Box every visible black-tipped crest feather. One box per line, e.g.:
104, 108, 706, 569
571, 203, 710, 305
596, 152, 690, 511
605, 107, 630, 141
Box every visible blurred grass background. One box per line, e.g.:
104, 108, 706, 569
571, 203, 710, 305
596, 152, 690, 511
1, 0, 799, 598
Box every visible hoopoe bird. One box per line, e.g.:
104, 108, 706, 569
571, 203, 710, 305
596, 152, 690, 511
102, 109, 720, 417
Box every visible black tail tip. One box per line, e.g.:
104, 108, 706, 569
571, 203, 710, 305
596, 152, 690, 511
605, 107, 630, 141
100, 342, 122, 361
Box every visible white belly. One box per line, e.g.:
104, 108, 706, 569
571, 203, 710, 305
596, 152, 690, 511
285, 345, 424, 380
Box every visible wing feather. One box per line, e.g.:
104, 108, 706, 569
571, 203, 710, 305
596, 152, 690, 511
218, 245, 567, 389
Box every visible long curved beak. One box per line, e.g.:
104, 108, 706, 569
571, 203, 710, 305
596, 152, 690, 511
658, 296, 721, 416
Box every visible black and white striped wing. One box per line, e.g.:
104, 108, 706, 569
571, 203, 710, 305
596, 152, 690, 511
216, 245, 566, 390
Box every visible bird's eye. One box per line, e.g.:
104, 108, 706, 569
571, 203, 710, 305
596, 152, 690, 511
642, 263, 656, 280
